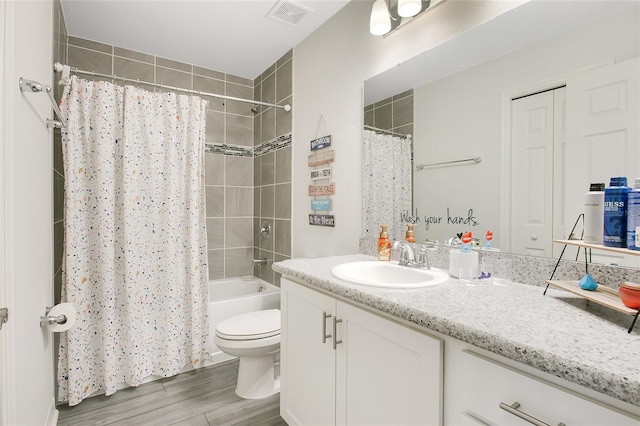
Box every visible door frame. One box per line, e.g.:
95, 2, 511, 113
0, 0, 18, 424
499, 61, 614, 254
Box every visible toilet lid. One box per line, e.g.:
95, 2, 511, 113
215, 309, 281, 341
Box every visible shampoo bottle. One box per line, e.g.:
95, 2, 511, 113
627, 178, 640, 251
604, 177, 630, 248
583, 182, 605, 245
405, 224, 416, 243
378, 225, 391, 261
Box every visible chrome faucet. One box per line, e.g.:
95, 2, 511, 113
391, 241, 431, 269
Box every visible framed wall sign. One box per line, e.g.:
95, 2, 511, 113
310, 167, 332, 180
311, 199, 332, 211
309, 183, 335, 196
309, 214, 335, 227
310, 135, 332, 151
308, 149, 335, 167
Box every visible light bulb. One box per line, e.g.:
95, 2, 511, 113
370, 0, 391, 36
398, 0, 422, 17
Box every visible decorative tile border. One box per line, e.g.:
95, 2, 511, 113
205, 132, 291, 158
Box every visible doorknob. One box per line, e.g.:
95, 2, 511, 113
531, 234, 538, 241
0, 307, 8, 330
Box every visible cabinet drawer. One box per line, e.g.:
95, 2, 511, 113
454, 349, 638, 425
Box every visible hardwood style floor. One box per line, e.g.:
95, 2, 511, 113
57, 359, 287, 426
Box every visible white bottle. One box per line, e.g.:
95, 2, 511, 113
583, 182, 605, 245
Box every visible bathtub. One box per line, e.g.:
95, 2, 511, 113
207, 276, 280, 365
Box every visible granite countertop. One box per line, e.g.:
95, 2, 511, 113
273, 254, 640, 407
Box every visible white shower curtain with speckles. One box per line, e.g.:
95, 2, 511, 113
362, 129, 412, 241
58, 76, 209, 406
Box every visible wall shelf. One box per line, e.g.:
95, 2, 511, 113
545, 240, 640, 333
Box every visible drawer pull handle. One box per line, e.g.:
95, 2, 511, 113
322, 311, 332, 343
333, 317, 343, 349
499, 401, 565, 426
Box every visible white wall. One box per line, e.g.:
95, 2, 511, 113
412, 6, 639, 248
292, 0, 524, 257
1, 1, 56, 424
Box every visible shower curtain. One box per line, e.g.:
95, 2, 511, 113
58, 76, 209, 406
362, 129, 412, 241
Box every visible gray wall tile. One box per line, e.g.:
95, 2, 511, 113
275, 183, 291, 219
226, 82, 254, 116
364, 109, 374, 127
193, 66, 225, 80
156, 66, 192, 88
260, 64, 276, 84
254, 188, 261, 217
261, 107, 276, 143
277, 50, 293, 68
262, 73, 275, 104
226, 115, 253, 146
114, 57, 154, 83
260, 185, 274, 218
207, 218, 224, 249
258, 219, 274, 251
205, 153, 224, 185
157, 56, 192, 73
374, 103, 393, 130
225, 187, 252, 217
225, 248, 253, 278
68, 45, 112, 75
205, 110, 225, 143
275, 146, 291, 184
68, 36, 112, 54
193, 75, 224, 95
225, 218, 253, 248
260, 152, 275, 185
274, 219, 291, 256
253, 113, 261, 146
254, 155, 262, 187
208, 250, 224, 280
206, 186, 224, 217
226, 156, 253, 187
276, 60, 292, 103
393, 95, 413, 128
114, 46, 154, 64
226, 74, 252, 87
276, 97, 292, 136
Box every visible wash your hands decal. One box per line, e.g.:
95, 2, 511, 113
400, 208, 480, 230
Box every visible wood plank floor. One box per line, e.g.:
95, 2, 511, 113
57, 359, 287, 426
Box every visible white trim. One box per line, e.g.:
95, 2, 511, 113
498, 61, 615, 254
44, 398, 59, 426
0, 0, 18, 425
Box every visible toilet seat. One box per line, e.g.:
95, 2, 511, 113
215, 309, 280, 341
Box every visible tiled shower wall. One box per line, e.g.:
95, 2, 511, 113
53, 15, 292, 295
364, 89, 414, 137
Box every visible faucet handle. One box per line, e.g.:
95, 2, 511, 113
413, 244, 431, 269
392, 241, 415, 265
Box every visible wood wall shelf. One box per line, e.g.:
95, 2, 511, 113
546, 240, 640, 333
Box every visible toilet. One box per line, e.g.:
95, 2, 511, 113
214, 309, 281, 399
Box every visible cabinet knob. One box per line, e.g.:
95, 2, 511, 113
322, 311, 332, 344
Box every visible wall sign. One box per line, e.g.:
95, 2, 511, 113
308, 149, 335, 167
310, 167, 332, 180
310, 135, 332, 151
311, 199, 332, 211
309, 214, 335, 227
309, 183, 335, 196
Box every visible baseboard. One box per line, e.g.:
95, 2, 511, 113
45, 397, 59, 426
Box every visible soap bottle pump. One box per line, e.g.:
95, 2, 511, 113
405, 224, 416, 243
378, 225, 391, 261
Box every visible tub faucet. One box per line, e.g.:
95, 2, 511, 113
253, 258, 267, 267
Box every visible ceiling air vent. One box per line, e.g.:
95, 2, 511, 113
267, 0, 312, 26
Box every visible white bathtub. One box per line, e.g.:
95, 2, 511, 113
207, 276, 280, 365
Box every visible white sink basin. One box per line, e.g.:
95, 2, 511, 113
330, 261, 449, 288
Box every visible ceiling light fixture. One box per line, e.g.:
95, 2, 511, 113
369, 0, 391, 36
397, 0, 422, 17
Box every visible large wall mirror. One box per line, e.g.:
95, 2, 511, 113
363, 0, 640, 266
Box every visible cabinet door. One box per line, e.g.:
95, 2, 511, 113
281, 279, 337, 426
448, 347, 639, 426
335, 301, 443, 426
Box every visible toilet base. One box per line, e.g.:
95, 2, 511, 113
235, 354, 280, 399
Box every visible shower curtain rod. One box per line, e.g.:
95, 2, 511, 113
364, 125, 411, 139
53, 62, 292, 112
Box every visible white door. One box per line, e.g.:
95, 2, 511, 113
511, 89, 565, 258
1, 1, 56, 425
565, 57, 640, 266
280, 279, 336, 426
335, 302, 443, 426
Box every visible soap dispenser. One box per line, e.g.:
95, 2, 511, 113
405, 224, 416, 243
378, 225, 391, 261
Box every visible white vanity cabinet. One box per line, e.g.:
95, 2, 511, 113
443, 339, 640, 426
280, 278, 443, 426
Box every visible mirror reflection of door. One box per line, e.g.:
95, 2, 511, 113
511, 87, 565, 258
565, 57, 640, 267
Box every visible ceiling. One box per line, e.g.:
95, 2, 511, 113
60, 0, 351, 80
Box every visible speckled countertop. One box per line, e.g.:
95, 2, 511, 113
273, 254, 640, 407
